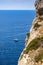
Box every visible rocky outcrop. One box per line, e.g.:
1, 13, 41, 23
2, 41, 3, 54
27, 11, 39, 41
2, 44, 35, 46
18, 0, 43, 65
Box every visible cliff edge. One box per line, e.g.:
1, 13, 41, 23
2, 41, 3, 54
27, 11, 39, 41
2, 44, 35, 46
18, 0, 43, 65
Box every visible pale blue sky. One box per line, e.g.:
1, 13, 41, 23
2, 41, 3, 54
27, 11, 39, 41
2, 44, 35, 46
0, 0, 35, 10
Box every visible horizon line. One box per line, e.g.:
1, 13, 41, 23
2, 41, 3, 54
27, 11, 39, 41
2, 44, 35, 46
0, 9, 35, 10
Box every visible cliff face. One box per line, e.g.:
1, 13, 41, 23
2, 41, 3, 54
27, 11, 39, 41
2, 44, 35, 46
18, 0, 43, 65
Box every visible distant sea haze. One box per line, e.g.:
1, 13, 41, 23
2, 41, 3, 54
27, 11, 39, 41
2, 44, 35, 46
0, 10, 35, 65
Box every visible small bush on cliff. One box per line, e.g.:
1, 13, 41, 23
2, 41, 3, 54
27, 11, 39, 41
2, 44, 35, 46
23, 39, 39, 54
40, 37, 43, 42
26, 33, 30, 39
35, 51, 43, 62
23, 37, 43, 54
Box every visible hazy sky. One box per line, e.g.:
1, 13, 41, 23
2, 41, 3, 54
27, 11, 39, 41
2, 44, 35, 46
0, 0, 35, 10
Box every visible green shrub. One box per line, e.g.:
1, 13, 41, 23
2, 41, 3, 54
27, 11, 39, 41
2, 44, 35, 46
23, 38, 39, 54
26, 33, 30, 39
35, 52, 43, 62
40, 37, 43, 42
23, 37, 43, 54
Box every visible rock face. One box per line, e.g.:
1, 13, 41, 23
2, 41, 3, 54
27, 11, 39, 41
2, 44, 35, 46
18, 0, 43, 65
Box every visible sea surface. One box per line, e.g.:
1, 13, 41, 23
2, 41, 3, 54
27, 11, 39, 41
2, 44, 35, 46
0, 10, 36, 65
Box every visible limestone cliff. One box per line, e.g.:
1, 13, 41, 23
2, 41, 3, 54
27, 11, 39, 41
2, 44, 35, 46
18, 0, 43, 65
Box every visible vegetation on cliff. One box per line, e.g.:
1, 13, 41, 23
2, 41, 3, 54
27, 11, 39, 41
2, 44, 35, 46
33, 23, 41, 30
26, 33, 30, 39
35, 51, 43, 62
23, 36, 43, 54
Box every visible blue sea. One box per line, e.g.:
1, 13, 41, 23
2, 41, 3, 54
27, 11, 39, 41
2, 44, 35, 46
0, 10, 36, 65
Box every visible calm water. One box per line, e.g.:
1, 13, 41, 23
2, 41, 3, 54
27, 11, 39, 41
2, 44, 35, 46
0, 10, 35, 65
